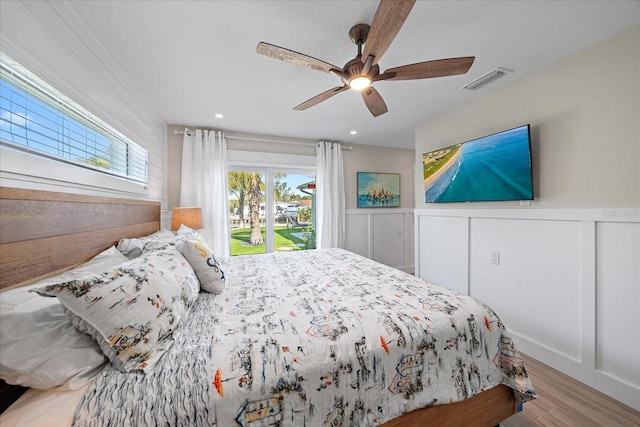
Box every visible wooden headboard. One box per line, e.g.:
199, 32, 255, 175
0, 187, 161, 290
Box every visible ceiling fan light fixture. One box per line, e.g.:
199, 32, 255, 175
349, 76, 372, 90
257, 1, 472, 117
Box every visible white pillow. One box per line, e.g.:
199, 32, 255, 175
116, 229, 176, 259
177, 225, 225, 294
35, 245, 199, 373
0, 246, 126, 390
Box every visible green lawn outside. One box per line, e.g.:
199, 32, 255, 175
230, 225, 315, 255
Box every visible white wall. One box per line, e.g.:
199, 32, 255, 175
414, 26, 640, 409
0, 1, 168, 219
342, 144, 415, 210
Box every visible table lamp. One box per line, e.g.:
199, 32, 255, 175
171, 207, 203, 231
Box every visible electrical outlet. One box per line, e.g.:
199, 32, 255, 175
490, 251, 500, 265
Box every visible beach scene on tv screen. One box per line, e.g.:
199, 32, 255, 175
423, 126, 533, 203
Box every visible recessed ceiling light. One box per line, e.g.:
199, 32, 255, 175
350, 130, 357, 135
214, 113, 224, 119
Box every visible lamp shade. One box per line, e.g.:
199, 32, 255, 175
171, 207, 203, 231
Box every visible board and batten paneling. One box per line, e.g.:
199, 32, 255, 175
417, 215, 467, 294
345, 209, 414, 274
469, 217, 583, 361
596, 221, 640, 388
414, 208, 640, 411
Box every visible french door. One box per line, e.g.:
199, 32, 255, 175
228, 167, 315, 256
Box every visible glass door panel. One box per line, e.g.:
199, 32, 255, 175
228, 168, 315, 256
273, 172, 315, 252
228, 170, 266, 256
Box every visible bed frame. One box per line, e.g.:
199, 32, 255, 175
0, 187, 160, 291
0, 186, 519, 425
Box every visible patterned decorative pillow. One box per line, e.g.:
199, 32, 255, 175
34, 245, 199, 373
177, 225, 225, 295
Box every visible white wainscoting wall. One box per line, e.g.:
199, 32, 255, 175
345, 208, 414, 274
414, 208, 640, 410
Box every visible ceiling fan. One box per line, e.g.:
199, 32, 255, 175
256, 0, 475, 117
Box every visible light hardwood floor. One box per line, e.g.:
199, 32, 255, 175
502, 354, 640, 427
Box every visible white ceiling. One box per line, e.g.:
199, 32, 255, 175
4, 1, 640, 149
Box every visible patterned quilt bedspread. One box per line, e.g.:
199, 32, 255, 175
73, 248, 535, 426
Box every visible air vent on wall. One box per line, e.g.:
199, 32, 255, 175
460, 67, 511, 91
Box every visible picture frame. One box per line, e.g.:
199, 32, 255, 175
357, 172, 400, 208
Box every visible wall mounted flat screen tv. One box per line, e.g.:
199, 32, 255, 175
423, 124, 533, 203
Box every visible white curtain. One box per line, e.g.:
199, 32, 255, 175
180, 128, 230, 257
315, 141, 345, 249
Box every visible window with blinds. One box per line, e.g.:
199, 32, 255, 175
0, 54, 147, 184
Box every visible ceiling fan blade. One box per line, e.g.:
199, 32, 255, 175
373, 71, 397, 82
293, 85, 349, 111
257, 42, 340, 73
361, 87, 388, 117
362, 0, 416, 66
384, 57, 475, 80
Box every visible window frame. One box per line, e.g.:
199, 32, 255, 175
0, 54, 148, 189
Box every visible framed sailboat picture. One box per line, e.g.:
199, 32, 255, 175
357, 172, 400, 208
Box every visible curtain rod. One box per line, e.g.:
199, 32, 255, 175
174, 129, 352, 150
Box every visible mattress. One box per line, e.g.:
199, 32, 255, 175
2, 248, 535, 426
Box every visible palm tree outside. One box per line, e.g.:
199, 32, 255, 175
228, 171, 315, 255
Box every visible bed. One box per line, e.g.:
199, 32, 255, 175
0, 187, 535, 426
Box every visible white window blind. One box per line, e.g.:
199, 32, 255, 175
0, 55, 147, 183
